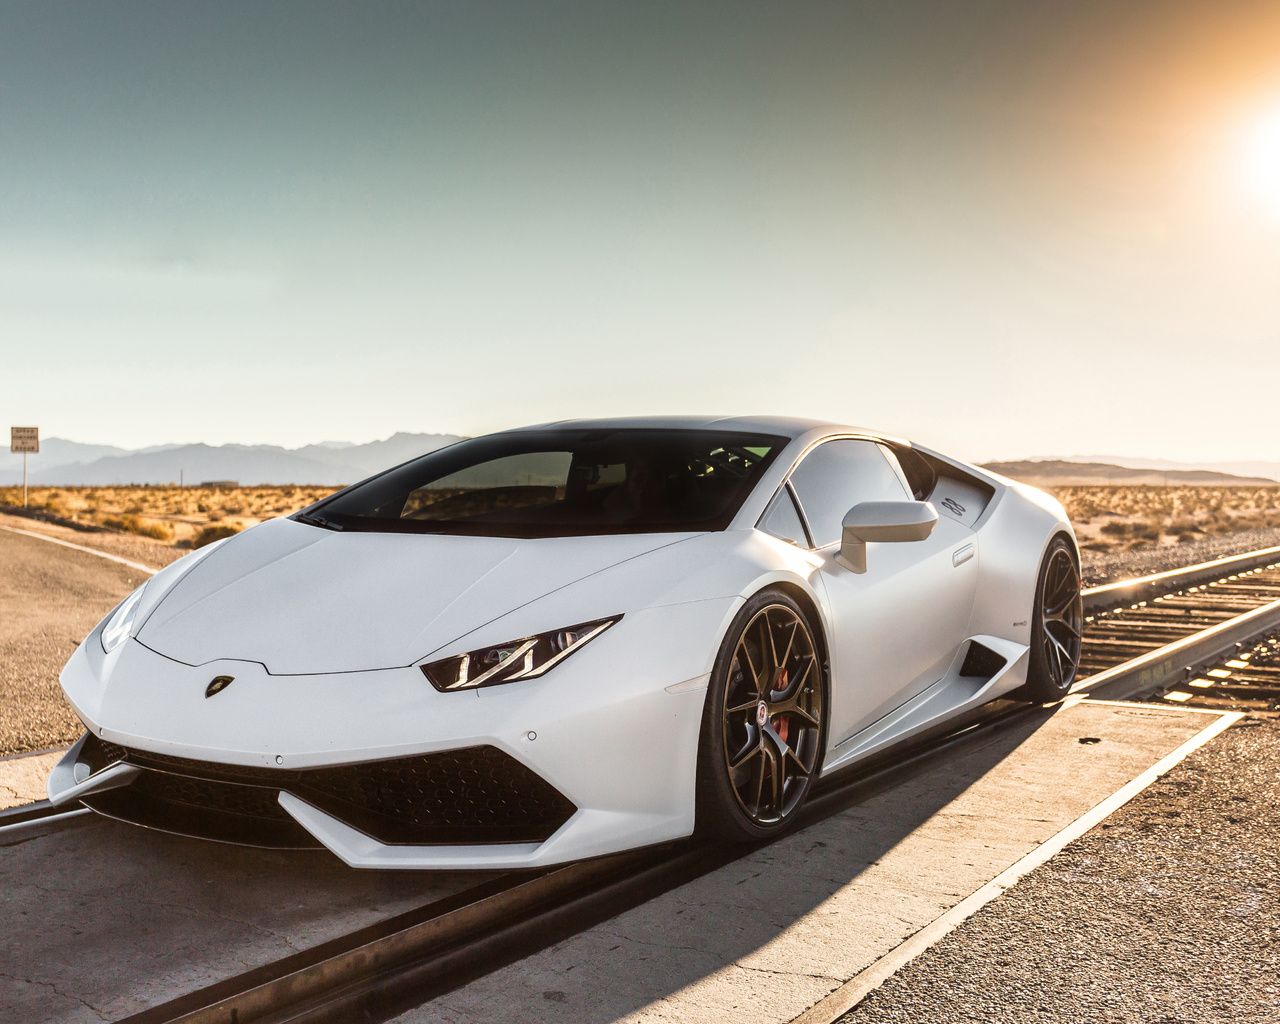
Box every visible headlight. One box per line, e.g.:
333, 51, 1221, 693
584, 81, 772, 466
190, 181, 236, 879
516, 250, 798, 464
100, 585, 148, 654
421, 617, 619, 692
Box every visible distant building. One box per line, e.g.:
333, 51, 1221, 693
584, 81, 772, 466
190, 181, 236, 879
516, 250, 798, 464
199, 480, 240, 489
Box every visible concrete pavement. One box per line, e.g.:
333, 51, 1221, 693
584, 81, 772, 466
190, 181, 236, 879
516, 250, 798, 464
0, 749, 64, 809
399, 700, 1223, 1024
0, 813, 495, 1023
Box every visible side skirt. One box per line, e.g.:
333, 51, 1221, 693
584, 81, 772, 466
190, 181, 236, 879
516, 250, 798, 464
821, 635, 1030, 776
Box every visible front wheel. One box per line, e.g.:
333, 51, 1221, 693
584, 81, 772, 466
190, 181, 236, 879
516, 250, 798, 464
695, 590, 827, 843
1022, 535, 1083, 702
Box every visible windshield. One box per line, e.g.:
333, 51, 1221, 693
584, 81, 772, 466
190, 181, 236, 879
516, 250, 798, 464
304, 428, 787, 537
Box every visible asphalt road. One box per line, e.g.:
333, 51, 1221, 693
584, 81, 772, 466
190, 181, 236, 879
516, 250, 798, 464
0, 527, 143, 755
843, 714, 1280, 1024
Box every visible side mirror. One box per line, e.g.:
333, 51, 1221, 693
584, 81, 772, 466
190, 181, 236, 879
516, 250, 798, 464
837, 500, 939, 573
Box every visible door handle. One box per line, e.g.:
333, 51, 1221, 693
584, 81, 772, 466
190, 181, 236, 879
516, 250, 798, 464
952, 543, 975, 567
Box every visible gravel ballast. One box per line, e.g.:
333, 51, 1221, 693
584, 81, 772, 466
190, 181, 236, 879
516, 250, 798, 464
1081, 527, 1280, 586
842, 714, 1280, 1023
0, 527, 143, 755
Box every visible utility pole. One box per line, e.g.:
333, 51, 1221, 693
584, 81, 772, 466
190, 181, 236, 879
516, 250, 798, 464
10, 427, 38, 507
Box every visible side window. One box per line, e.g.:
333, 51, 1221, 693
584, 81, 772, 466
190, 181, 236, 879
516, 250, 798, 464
788, 440, 910, 547
877, 444, 916, 499
885, 443, 937, 501
757, 485, 810, 548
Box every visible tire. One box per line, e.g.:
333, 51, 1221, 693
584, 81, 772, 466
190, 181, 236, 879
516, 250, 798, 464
1021, 535, 1084, 702
695, 589, 827, 843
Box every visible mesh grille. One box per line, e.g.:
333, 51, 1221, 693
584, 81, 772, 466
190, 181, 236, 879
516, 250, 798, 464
293, 746, 577, 844
80, 735, 128, 775
77, 733, 575, 846
77, 733, 314, 849
130, 769, 292, 820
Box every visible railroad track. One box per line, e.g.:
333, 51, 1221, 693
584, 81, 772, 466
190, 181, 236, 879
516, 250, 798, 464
1076, 544, 1280, 707
5, 544, 1280, 1024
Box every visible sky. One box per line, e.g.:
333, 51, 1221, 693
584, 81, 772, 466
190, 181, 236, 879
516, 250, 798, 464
3, 0, 1280, 462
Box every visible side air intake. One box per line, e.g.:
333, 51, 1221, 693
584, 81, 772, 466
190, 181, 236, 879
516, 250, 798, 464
959, 640, 1008, 681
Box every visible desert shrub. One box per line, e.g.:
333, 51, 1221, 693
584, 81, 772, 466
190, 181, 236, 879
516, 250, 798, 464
1100, 522, 1131, 537
101, 514, 174, 542
1132, 521, 1161, 542
193, 523, 242, 549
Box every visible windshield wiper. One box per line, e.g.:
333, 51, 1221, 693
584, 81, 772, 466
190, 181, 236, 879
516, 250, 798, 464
296, 511, 344, 531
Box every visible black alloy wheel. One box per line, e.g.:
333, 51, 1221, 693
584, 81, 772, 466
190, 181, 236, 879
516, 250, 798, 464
696, 590, 826, 841
1023, 536, 1084, 701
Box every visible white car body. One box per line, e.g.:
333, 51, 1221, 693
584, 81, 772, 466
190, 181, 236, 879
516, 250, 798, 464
51, 417, 1076, 869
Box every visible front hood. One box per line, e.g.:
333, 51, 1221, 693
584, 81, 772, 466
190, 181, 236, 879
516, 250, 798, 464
136, 517, 692, 674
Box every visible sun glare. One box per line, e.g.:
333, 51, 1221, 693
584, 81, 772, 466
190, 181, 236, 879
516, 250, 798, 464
1241, 107, 1280, 220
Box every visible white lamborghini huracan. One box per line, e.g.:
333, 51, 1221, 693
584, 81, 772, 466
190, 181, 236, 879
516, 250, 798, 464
50, 418, 1083, 868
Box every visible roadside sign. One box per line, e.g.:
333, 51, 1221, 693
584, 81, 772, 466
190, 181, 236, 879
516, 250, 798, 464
10, 426, 37, 507
10, 426, 38, 453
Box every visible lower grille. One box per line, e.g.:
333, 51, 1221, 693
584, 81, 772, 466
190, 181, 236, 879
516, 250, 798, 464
78, 734, 317, 849
77, 733, 576, 847
292, 746, 577, 845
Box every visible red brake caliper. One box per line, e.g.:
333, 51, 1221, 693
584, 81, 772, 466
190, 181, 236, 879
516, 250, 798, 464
773, 669, 789, 745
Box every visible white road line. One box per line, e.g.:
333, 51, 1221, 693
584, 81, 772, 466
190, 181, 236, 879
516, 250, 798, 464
790, 705, 1244, 1024
0, 744, 71, 763
0, 524, 158, 576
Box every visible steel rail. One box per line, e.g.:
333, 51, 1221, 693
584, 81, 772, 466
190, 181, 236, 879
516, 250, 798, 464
0, 797, 88, 832
1078, 548, 1280, 687
1082, 544, 1280, 614
1074, 597, 1280, 701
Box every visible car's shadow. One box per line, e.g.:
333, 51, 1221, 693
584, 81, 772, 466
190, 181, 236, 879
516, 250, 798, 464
2, 703, 1061, 1024
425, 701, 1079, 1022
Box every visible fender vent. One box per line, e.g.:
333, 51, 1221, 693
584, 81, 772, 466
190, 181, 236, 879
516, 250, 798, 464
959, 641, 1008, 680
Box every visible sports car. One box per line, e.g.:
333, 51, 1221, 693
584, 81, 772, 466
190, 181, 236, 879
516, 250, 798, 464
49, 417, 1083, 868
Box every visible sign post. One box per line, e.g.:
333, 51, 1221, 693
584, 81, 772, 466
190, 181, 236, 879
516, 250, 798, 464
10, 427, 38, 507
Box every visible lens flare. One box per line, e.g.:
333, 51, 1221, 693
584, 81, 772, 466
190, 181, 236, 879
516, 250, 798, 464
1242, 108, 1280, 220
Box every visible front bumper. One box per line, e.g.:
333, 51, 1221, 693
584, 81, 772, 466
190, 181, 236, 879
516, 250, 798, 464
52, 599, 734, 868
59, 731, 577, 851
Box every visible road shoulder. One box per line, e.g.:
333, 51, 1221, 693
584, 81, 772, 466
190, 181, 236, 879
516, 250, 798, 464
843, 713, 1279, 1023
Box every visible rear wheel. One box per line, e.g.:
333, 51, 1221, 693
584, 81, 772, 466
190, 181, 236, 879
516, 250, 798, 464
695, 590, 827, 842
1023, 535, 1083, 701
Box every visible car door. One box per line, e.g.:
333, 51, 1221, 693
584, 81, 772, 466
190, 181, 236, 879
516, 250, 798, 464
787, 439, 979, 752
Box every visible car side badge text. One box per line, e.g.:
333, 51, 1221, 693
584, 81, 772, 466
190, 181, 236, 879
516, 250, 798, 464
205, 675, 234, 698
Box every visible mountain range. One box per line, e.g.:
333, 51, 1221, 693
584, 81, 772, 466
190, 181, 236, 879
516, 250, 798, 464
0, 434, 463, 487
1015, 454, 1280, 482
980, 460, 1279, 487
6, 437, 1278, 488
